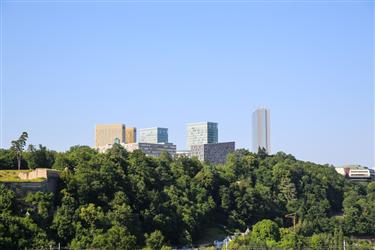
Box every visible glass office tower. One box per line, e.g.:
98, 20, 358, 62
186, 122, 218, 149
139, 127, 168, 144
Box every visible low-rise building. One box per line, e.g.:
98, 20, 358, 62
175, 150, 191, 158
190, 142, 235, 164
335, 165, 374, 180
123, 142, 176, 157
96, 142, 176, 157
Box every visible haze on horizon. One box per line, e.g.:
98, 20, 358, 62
1, 1, 374, 167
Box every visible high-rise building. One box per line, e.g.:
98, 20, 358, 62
252, 108, 270, 153
95, 124, 126, 147
187, 122, 218, 149
139, 127, 168, 144
126, 127, 137, 143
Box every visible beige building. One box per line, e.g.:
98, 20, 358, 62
95, 124, 126, 147
126, 127, 137, 143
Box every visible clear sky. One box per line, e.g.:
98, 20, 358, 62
1, 0, 374, 167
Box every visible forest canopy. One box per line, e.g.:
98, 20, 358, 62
0, 143, 374, 249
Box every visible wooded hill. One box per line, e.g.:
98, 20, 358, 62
0, 144, 374, 249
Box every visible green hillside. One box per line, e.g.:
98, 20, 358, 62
0, 145, 374, 249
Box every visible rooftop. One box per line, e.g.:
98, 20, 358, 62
187, 122, 218, 125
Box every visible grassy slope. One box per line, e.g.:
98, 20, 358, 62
0, 170, 46, 182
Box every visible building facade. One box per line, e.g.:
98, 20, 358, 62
187, 122, 218, 150
252, 108, 270, 154
175, 150, 191, 158
139, 127, 168, 143
96, 142, 176, 157
126, 127, 137, 143
124, 142, 176, 157
95, 124, 126, 148
335, 165, 375, 180
190, 142, 235, 164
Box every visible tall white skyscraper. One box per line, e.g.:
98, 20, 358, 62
252, 108, 270, 153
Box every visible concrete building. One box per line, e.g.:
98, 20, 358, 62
95, 124, 126, 148
190, 142, 235, 164
175, 150, 191, 158
252, 108, 270, 153
96, 142, 176, 157
139, 127, 168, 144
124, 142, 176, 157
335, 165, 375, 180
126, 127, 137, 143
187, 122, 218, 150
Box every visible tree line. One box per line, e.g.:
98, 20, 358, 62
0, 136, 374, 249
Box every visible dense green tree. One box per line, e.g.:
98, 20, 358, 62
343, 190, 375, 235
25, 144, 55, 169
0, 184, 16, 213
145, 230, 166, 250
51, 190, 77, 245
92, 225, 137, 250
277, 227, 298, 249
309, 233, 330, 250
25, 191, 54, 227
52, 152, 72, 171
0, 214, 50, 249
0, 149, 16, 169
251, 219, 280, 243
107, 191, 141, 237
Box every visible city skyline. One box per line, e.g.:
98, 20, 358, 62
2, 2, 373, 168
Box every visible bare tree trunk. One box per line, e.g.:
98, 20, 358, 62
17, 156, 21, 170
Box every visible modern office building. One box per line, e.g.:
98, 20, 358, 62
124, 142, 176, 157
190, 142, 235, 164
95, 124, 126, 148
139, 127, 168, 143
96, 142, 176, 157
175, 150, 191, 158
126, 127, 137, 143
187, 122, 218, 150
252, 108, 270, 154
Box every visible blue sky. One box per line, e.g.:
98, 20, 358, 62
1, 0, 374, 167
